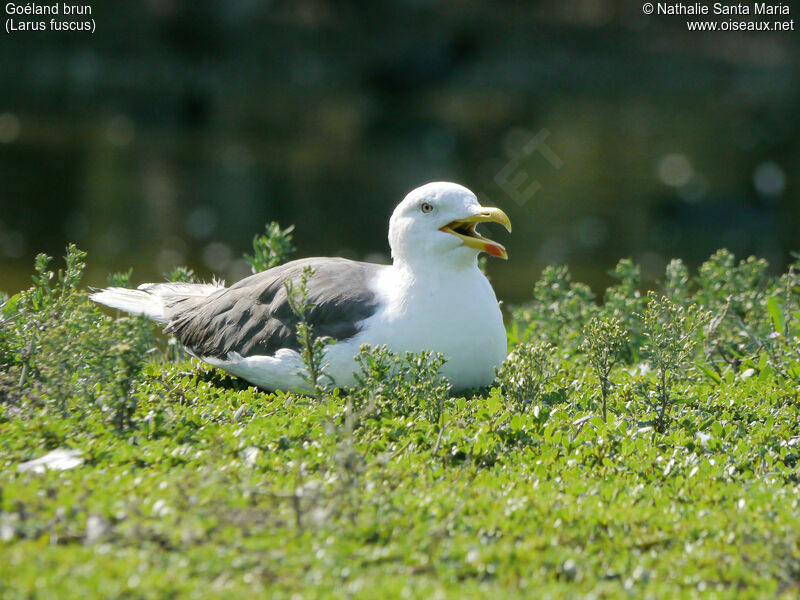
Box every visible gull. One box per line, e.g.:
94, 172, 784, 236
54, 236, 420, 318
91, 182, 511, 391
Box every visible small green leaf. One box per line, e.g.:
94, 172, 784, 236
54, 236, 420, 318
698, 364, 721, 384
767, 296, 785, 333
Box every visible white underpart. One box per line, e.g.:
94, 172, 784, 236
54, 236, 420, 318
201, 348, 311, 392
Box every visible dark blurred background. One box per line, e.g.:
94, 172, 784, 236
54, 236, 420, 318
1, 0, 798, 303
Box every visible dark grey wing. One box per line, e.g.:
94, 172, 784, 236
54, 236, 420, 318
164, 257, 383, 358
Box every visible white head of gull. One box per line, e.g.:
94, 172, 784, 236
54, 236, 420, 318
91, 182, 512, 392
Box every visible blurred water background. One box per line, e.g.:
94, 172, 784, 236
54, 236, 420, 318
1, 0, 798, 303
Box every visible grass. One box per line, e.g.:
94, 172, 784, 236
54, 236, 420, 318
2, 241, 800, 599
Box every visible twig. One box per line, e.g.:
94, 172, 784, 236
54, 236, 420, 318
432, 420, 446, 458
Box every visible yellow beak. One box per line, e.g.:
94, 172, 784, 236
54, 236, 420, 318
439, 207, 512, 260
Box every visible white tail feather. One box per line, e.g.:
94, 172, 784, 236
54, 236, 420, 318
90, 282, 223, 322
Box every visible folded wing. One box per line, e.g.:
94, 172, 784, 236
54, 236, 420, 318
165, 257, 382, 359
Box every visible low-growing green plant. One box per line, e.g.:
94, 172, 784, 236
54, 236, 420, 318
759, 260, 800, 382
496, 341, 559, 412
601, 258, 646, 350
283, 266, 334, 400
245, 221, 295, 273
696, 251, 773, 372
164, 265, 200, 283
695, 250, 769, 317
352, 344, 449, 424
638, 292, 709, 432
405, 351, 449, 424
0, 245, 156, 430
509, 265, 595, 348
106, 268, 134, 288
662, 258, 690, 303
581, 316, 629, 420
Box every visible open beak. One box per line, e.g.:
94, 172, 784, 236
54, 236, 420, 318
439, 207, 512, 259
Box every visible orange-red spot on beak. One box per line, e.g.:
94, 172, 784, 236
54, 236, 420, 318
485, 243, 505, 258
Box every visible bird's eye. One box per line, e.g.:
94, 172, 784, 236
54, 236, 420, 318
420, 202, 434, 214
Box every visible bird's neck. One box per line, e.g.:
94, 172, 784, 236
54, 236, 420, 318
387, 257, 486, 300
391, 251, 479, 277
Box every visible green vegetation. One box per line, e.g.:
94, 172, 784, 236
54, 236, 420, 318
283, 266, 335, 401
2, 239, 800, 599
245, 222, 296, 274
580, 316, 628, 421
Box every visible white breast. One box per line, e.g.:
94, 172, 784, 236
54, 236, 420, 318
331, 264, 508, 389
